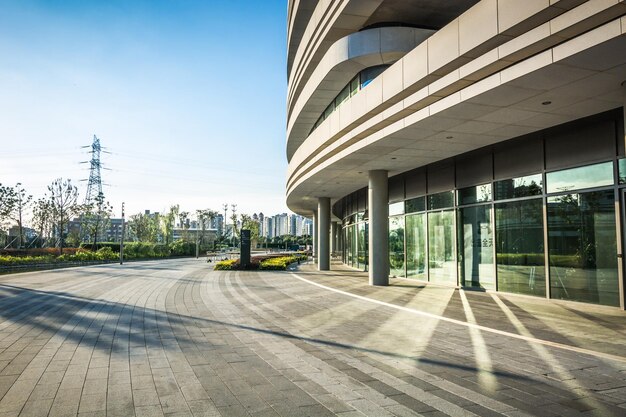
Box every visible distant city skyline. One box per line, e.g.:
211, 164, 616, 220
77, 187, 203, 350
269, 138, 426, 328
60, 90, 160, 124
0, 0, 289, 219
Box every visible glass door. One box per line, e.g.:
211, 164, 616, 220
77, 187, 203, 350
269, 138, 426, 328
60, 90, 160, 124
458, 205, 495, 290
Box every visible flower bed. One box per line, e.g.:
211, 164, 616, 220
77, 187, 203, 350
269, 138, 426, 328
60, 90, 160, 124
213, 253, 308, 271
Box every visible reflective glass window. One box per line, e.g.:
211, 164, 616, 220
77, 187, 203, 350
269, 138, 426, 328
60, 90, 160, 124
458, 205, 495, 289
405, 197, 425, 214
428, 191, 454, 210
494, 174, 543, 200
406, 213, 426, 279
336, 84, 350, 106
324, 102, 334, 119
457, 184, 492, 206
346, 226, 353, 266
495, 199, 546, 297
619, 159, 626, 184
546, 162, 613, 194
428, 210, 456, 284
360, 65, 389, 89
350, 77, 359, 97
547, 190, 619, 306
389, 217, 405, 277
357, 222, 367, 269
389, 202, 404, 216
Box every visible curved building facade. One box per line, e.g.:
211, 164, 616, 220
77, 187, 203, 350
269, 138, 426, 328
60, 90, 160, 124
286, 0, 626, 309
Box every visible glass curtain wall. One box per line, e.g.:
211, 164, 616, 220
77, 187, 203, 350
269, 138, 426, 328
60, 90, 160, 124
345, 225, 353, 266
406, 213, 426, 279
342, 217, 368, 271
389, 216, 405, 277
545, 162, 619, 306
357, 222, 367, 269
547, 190, 619, 306
458, 205, 495, 289
428, 210, 456, 284
495, 199, 546, 296
340, 152, 624, 307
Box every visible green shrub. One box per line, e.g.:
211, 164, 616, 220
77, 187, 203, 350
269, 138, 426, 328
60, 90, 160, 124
0, 255, 56, 266
214, 259, 238, 270
259, 254, 307, 271
169, 240, 195, 256
259, 258, 289, 270
97, 247, 117, 260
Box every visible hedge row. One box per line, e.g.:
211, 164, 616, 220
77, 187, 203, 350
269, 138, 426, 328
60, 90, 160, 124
0, 247, 117, 266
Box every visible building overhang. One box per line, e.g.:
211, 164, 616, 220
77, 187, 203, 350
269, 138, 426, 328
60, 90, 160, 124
287, 26, 435, 160
286, 24, 626, 215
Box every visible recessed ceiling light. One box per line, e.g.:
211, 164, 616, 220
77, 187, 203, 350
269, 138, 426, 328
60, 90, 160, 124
542, 101, 552, 105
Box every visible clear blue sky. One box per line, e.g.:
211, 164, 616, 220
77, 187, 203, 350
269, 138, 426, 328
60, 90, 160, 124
0, 0, 289, 219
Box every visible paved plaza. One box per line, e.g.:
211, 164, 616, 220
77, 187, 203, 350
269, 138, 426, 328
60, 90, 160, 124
0, 258, 625, 417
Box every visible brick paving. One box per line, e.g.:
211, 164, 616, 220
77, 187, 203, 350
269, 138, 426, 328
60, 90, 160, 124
0, 258, 625, 416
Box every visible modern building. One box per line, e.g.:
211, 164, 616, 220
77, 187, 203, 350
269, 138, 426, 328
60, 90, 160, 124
286, 0, 626, 309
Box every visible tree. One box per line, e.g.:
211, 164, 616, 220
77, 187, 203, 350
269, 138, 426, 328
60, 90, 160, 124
240, 214, 260, 250
32, 198, 53, 247
162, 205, 179, 245
128, 212, 159, 242
240, 214, 260, 240
178, 210, 190, 241
230, 212, 238, 241
0, 184, 17, 245
81, 192, 113, 249
196, 209, 218, 248
0, 183, 33, 248
48, 178, 80, 254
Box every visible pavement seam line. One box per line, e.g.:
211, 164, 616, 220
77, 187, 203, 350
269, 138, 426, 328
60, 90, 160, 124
289, 272, 626, 364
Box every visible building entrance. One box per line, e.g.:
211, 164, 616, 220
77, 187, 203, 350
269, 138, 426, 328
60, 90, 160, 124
458, 205, 495, 290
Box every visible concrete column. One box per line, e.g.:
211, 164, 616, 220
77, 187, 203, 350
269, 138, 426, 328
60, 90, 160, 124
330, 221, 337, 256
312, 211, 317, 259
368, 170, 389, 286
318, 197, 331, 270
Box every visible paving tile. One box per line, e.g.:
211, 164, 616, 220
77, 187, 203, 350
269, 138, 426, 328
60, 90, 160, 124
1, 260, 626, 417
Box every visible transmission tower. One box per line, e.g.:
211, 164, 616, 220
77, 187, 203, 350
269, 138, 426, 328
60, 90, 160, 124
82, 135, 104, 205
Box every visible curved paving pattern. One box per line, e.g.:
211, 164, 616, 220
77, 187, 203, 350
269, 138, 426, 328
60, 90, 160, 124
1, 258, 626, 416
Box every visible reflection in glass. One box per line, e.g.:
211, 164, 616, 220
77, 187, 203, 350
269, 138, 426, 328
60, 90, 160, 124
457, 184, 492, 206
428, 210, 456, 284
547, 190, 619, 306
495, 199, 545, 296
428, 191, 454, 210
336, 84, 350, 105
494, 174, 543, 200
405, 197, 425, 214
389, 217, 405, 277
619, 159, 626, 184
458, 205, 495, 289
346, 226, 353, 266
546, 161, 613, 194
360, 65, 389, 88
406, 213, 426, 279
357, 222, 367, 269
389, 202, 404, 216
